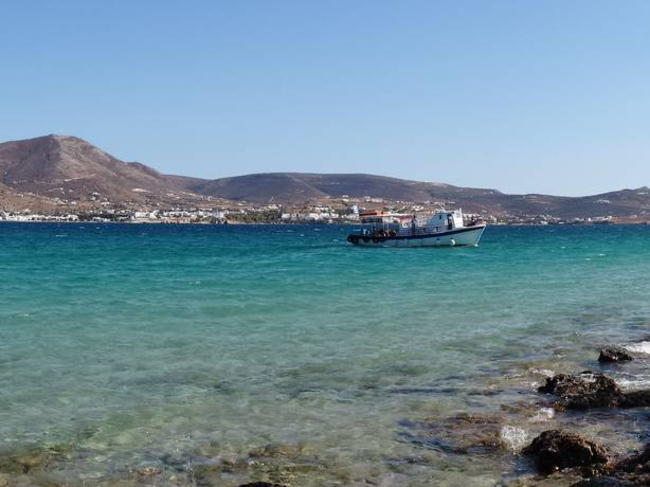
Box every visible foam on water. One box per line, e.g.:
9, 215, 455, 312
623, 341, 650, 355
530, 407, 555, 423
500, 425, 529, 452
616, 377, 650, 390
531, 368, 555, 377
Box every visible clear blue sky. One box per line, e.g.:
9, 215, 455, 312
2, 1, 649, 196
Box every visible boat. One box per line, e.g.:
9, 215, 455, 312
346, 209, 486, 247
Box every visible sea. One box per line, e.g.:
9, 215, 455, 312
1, 222, 650, 486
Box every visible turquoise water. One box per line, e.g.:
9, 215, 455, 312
1, 223, 650, 486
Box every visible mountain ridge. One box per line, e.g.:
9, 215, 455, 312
1, 134, 649, 220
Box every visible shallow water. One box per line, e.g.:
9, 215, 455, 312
1, 223, 650, 485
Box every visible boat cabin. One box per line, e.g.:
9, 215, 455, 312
425, 210, 464, 232
357, 211, 402, 237
354, 209, 466, 237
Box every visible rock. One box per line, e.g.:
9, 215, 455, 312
536, 372, 650, 411
215, 456, 248, 474
239, 483, 286, 487
135, 463, 162, 477
248, 443, 305, 459
618, 390, 650, 408
570, 443, 650, 486
612, 443, 650, 474
398, 413, 508, 454
555, 391, 622, 411
599, 348, 633, 363
571, 478, 636, 486
540, 372, 624, 410
539, 372, 650, 410
0, 449, 51, 474
538, 371, 619, 396
522, 430, 609, 475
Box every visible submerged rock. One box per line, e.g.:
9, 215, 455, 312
611, 443, 650, 476
0, 447, 56, 474
599, 348, 633, 363
618, 390, 650, 408
570, 443, 650, 486
522, 430, 609, 475
184, 442, 325, 487
571, 478, 636, 486
239, 483, 286, 487
133, 462, 163, 477
248, 443, 306, 459
398, 413, 512, 455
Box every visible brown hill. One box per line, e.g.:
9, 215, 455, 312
1, 134, 649, 220
173, 174, 650, 219
188, 173, 454, 203
188, 173, 328, 202
193, 174, 650, 219
0, 135, 197, 204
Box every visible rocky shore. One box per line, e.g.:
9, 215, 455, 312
394, 336, 650, 486
522, 362, 650, 486
0, 440, 333, 487
2, 339, 650, 486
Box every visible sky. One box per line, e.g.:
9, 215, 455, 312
1, 1, 649, 196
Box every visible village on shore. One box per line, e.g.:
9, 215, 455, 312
0, 195, 644, 226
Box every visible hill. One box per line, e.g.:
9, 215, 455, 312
0, 135, 206, 206
188, 173, 460, 203
188, 173, 650, 219
1, 134, 649, 220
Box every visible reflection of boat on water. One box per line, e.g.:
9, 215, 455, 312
346, 209, 486, 248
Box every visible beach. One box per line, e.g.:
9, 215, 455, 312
2, 223, 650, 486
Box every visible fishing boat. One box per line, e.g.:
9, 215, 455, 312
346, 209, 486, 247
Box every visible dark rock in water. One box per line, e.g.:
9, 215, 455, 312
555, 390, 622, 411
538, 373, 576, 395
612, 443, 650, 474
239, 483, 286, 487
539, 371, 650, 411
538, 371, 618, 396
571, 477, 636, 486
599, 348, 633, 363
539, 372, 623, 410
571, 443, 650, 486
618, 390, 650, 408
522, 430, 609, 475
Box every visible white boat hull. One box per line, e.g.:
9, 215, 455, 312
347, 225, 486, 248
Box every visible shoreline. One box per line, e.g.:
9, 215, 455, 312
1, 219, 650, 226
2, 334, 650, 486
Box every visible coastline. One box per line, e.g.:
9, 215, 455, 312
2, 332, 650, 486
1, 219, 649, 226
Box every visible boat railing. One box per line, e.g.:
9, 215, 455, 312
397, 226, 441, 237
353, 222, 475, 238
